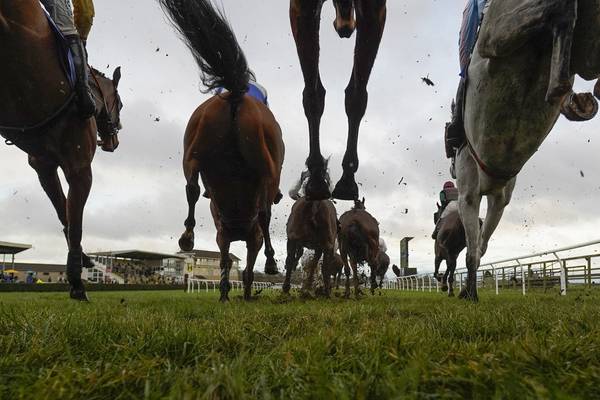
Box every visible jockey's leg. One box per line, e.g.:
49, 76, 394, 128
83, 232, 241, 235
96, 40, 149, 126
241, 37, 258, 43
67, 34, 97, 118
47, 0, 95, 118
445, 79, 466, 159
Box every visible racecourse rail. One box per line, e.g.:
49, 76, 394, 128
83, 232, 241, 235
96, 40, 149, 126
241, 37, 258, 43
187, 278, 276, 293
395, 239, 600, 296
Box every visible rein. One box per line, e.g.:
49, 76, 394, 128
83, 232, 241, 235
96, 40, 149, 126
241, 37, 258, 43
464, 140, 519, 181
0, 91, 75, 136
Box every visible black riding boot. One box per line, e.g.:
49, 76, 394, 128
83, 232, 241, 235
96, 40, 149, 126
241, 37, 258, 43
67, 35, 96, 119
445, 79, 466, 158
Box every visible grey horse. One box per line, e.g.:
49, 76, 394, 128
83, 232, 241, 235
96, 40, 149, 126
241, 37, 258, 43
456, 0, 600, 301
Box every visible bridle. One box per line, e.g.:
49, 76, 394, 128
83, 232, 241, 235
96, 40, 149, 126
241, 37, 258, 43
90, 68, 122, 137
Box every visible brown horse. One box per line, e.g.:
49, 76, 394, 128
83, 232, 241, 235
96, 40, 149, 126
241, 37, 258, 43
433, 201, 466, 297
0, 1, 122, 301
290, 0, 387, 201
160, 0, 284, 302
338, 198, 380, 297
283, 197, 338, 297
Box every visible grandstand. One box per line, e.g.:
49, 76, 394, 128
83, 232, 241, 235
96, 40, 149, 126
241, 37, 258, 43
88, 250, 186, 284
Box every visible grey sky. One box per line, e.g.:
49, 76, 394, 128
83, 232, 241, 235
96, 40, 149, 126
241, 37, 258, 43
2, 0, 600, 274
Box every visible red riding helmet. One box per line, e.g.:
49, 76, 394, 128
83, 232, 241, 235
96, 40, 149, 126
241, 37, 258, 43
443, 181, 455, 189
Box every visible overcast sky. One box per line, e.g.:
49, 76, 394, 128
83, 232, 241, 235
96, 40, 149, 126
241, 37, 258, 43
2, 0, 600, 274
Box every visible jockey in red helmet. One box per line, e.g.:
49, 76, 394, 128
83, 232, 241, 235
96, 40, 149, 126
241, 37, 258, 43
432, 181, 459, 239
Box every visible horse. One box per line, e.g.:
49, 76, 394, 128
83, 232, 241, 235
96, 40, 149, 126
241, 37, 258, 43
338, 198, 380, 297
159, 0, 285, 302
455, 0, 600, 301
290, 0, 387, 201
374, 249, 390, 291
433, 201, 466, 297
0, 1, 122, 301
283, 197, 338, 297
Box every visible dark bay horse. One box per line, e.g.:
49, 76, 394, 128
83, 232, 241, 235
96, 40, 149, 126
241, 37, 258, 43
338, 199, 380, 297
283, 197, 338, 297
456, 0, 600, 301
160, 0, 284, 302
0, 1, 122, 301
433, 201, 466, 297
290, 0, 387, 201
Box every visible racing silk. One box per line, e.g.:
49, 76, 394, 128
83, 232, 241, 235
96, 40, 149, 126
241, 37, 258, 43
73, 0, 95, 41
215, 81, 269, 107
440, 187, 459, 208
459, 0, 487, 77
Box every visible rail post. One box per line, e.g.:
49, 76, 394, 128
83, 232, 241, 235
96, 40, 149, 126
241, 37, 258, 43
554, 252, 567, 296
587, 256, 592, 288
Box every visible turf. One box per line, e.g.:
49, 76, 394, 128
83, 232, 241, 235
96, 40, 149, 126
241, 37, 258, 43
1, 288, 599, 399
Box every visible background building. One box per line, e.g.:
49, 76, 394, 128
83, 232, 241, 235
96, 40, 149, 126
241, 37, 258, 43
179, 250, 242, 280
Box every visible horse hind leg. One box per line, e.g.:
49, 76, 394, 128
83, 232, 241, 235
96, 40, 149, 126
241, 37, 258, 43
216, 233, 232, 302
243, 224, 264, 301
259, 205, 278, 275
179, 162, 201, 252
332, 0, 387, 201
290, 0, 330, 200
446, 256, 458, 297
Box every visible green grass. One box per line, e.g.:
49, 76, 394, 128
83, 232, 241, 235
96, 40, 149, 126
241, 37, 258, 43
1, 289, 599, 399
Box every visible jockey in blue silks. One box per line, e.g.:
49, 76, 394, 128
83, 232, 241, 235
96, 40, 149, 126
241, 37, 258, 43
445, 0, 488, 170
215, 80, 269, 107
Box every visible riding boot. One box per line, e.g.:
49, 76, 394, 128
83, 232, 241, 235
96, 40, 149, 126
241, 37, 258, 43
445, 79, 466, 158
66, 35, 96, 119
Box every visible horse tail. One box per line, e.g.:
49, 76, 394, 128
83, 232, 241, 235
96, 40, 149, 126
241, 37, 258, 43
159, 0, 252, 103
347, 222, 367, 260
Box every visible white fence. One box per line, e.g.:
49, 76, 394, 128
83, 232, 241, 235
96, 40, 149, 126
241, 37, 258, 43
186, 278, 275, 293
391, 239, 600, 296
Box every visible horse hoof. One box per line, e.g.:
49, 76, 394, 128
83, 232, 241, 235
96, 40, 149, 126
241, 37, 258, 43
219, 295, 230, 303
264, 258, 278, 275
448, 291, 455, 298
70, 288, 89, 302
561, 92, 598, 121
332, 176, 358, 201
178, 233, 194, 252
441, 285, 448, 292
305, 176, 331, 201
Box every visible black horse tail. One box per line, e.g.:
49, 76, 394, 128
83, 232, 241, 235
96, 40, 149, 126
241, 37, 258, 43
159, 0, 253, 104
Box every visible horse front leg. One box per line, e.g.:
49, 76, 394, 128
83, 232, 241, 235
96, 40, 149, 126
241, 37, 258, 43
321, 249, 334, 297
179, 161, 201, 252
479, 179, 516, 257
283, 240, 301, 294
63, 164, 93, 301
290, 0, 330, 200
456, 148, 482, 302
216, 232, 232, 302
332, 0, 386, 200
447, 256, 458, 297
258, 205, 278, 275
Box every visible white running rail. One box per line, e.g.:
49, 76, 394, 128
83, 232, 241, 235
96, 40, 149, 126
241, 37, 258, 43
187, 278, 275, 293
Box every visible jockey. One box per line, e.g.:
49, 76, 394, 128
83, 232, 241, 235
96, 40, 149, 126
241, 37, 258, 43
40, 0, 96, 118
432, 181, 459, 239
215, 79, 269, 107
445, 0, 489, 164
